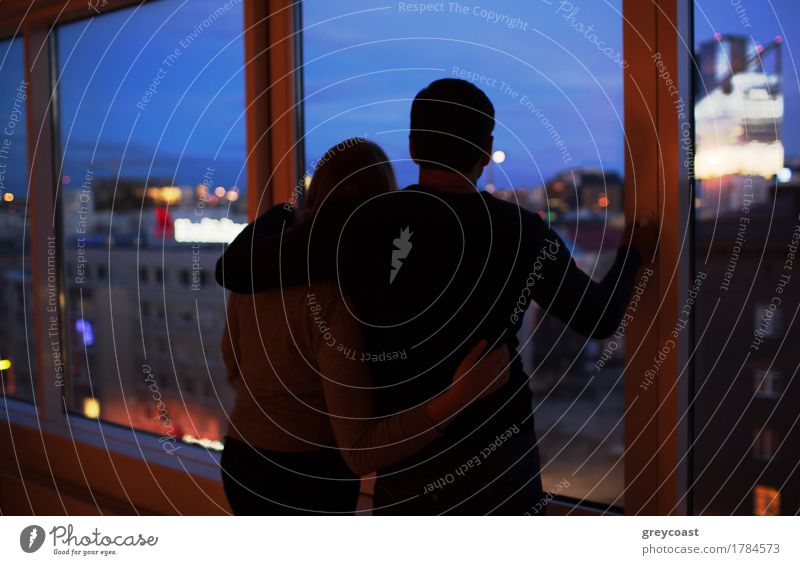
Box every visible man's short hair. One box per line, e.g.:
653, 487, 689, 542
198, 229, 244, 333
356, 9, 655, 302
410, 78, 495, 174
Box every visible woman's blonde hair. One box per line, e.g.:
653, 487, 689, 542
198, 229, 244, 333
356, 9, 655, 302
302, 138, 397, 216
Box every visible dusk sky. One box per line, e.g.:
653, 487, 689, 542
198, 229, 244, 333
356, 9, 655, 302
1, 0, 798, 196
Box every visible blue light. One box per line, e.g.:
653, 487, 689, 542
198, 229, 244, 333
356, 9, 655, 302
75, 318, 95, 346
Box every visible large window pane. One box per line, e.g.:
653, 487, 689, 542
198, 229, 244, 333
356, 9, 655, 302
0, 37, 35, 403
56, 0, 247, 447
301, 0, 626, 506
692, 0, 799, 515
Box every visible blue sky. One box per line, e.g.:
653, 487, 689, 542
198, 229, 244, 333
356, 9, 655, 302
301, 0, 628, 188
1, 0, 798, 196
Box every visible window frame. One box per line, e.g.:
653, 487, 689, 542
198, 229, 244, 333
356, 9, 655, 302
0, 0, 693, 515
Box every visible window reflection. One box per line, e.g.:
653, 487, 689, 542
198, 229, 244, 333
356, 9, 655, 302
692, 0, 799, 515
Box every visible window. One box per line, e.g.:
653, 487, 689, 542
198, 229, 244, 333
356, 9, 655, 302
754, 369, 781, 398
753, 427, 779, 461
754, 485, 781, 516
0, 36, 35, 402
691, 0, 799, 515
300, 0, 627, 507
55, 0, 247, 445
753, 302, 783, 339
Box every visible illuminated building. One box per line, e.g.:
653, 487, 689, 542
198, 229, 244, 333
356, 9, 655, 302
59, 177, 246, 444
695, 35, 784, 215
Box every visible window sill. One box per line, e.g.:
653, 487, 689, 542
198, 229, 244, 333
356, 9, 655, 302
1, 397, 229, 514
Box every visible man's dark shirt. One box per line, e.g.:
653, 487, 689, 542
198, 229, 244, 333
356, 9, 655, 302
216, 185, 641, 474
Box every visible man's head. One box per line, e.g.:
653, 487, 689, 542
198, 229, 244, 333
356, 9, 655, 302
409, 78, 495, 183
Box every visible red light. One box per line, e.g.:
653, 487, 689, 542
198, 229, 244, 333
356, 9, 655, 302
775, 36, 783, 44
756, 45, 765, 54
714, 32, 722, 41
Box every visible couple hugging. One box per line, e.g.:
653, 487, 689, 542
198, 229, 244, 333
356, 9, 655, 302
215, 78, 656, 515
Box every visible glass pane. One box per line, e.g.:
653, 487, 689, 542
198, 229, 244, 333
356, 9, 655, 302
301, 0, 626, 506
692, 0, 799, 514
0, 36, 35, 403
56, 0, 247, 447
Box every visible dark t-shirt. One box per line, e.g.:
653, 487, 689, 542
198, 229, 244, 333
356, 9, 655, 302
216, 185, 641, 474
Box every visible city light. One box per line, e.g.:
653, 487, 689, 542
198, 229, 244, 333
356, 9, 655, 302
598, 194, 609, 208
182, 434, 224, 451
214, 186, 226, 198
83, 398, 101, 419
3, 192, 13, 202
492, 150, 506, 164
777, 167, 792, 183
75, 319, 95, 346
174, 217, 247, 243
0, 359, 11, 371
146, 186, 182, 205
694, 35, 784, 181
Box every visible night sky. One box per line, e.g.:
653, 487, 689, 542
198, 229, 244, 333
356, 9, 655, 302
0, 0, 798, 196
